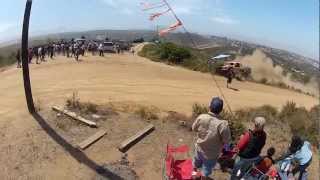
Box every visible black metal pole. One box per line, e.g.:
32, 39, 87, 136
21, 0, 35, 113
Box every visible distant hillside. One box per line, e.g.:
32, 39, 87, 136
0, 29, 318, 79
138, 40, 318, 96
0, 30, 215, 67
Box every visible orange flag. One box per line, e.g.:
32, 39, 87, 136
149, 9, 170, 21
159, 20, 182, 36
141, 2, 166, 11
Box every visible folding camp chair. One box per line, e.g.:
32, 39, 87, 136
164, 144, 197, 180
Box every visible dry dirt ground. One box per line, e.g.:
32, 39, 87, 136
0, 46, 318, 179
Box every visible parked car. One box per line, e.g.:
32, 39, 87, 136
103, 42, 116, 52
75, 38, 86, 45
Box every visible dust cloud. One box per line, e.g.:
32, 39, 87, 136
239, 50, 318, 96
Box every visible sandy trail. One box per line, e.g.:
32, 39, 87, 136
0, 50, 318, 179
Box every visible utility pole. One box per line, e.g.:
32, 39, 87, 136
21, 0, 35, 113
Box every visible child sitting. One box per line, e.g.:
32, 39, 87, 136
252, 147, 276, 176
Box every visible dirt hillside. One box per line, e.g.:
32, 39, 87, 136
0, 48, 318, 179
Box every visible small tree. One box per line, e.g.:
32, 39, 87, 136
168, 47, 191, 64
158, 42, 191, 64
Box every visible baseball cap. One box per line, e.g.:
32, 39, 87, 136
209, 97, 224, 114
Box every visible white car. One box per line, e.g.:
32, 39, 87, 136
103, 42, 116, 52
75, 38, 86, 45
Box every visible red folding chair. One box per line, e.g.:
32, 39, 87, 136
164, 144, 196, 180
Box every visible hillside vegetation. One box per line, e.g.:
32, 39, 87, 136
0, 52, 16, 67
139, 42, 212, 72
139, 42, 318, 96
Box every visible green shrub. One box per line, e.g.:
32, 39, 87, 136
290, 72, 311, 84
139, 42, 209, 71
157, 42, 191, 64
222, 105, 277, 141
221, 110, 246, 141
279, 101, 297, 120
285, 107, 310, 132
184, 57, 210, 72
307, 105, 320, 145
234, 105, 278, 123
229, 120, 246, 142
138, 44, 160, 61
0, 53, 16, 67
192, 103, 209, 118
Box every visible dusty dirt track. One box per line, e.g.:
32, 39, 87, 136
0, 47, 318, 179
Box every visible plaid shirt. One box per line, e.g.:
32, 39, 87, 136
192, 112, 231, 160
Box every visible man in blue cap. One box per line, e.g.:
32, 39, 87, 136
192, 97, 231, 179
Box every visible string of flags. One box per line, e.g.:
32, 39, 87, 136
141, 0, 183, 36
141, 2, 167, 11
141, 1, 232, 115
149, 9, 170, 21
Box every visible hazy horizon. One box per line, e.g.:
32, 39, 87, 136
0, 0, 318, 60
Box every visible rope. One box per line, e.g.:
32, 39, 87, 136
162, 0, 198, 49
209, 71, 234, 116
161, 0, 234, 116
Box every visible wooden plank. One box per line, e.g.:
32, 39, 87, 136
118, 124, 155, 153
77, 130, 107, 150
52, 106, 97, 127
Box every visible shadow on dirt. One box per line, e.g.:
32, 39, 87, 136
227, 87, 240, 91
31, 112, 124, 180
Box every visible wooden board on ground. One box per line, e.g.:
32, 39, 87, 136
77, 129, 107, 150
52, 106, 97, 127
118, 124, 155, 153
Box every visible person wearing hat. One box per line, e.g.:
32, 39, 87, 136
231, 116, 267, 179
192, 97, 231, 179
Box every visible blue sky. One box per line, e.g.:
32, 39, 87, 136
0, 0, 318, 59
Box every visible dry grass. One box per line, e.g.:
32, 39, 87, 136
81, 102, 98, 114
165, 111, 190, 122
135, 106, 159, 121
66, 92, 81, 109
40, 98, 320, 179
192, 103, 209, 118
35, 99, 42, 112
191, 102, 319, 146
234, 102, 319, 146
